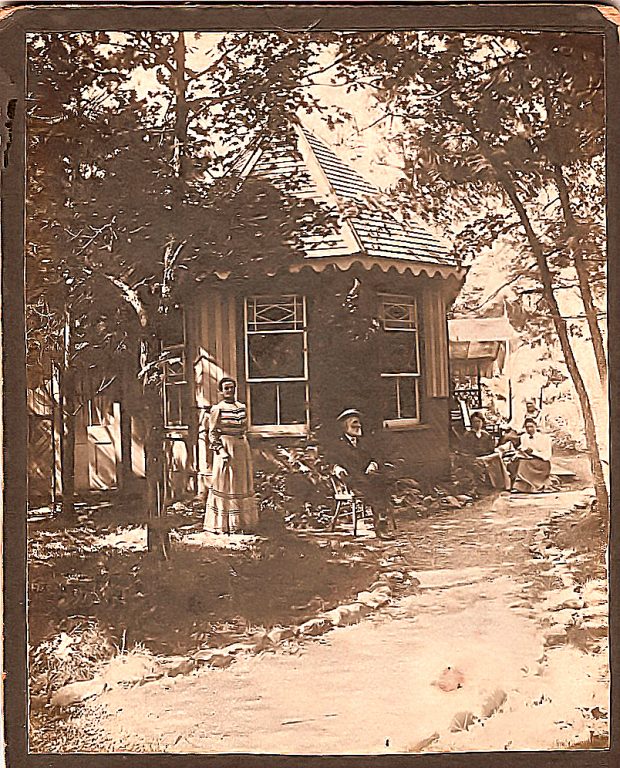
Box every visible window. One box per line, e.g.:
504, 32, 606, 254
380, 295, 421, 426
162, 307, 188, 427
244, 295, 309, 433
87, 395, 115, 427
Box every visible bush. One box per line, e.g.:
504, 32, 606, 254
254, 440, 333, 527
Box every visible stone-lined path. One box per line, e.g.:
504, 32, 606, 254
59, 487, 608, 754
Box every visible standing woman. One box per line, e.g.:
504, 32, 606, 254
204, 378, 258, 534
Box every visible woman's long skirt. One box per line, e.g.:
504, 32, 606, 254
478, 453, 511, 490
512, 457, 552, 493
204, 435, 259, 534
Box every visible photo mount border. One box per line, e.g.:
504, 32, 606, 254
2, 2, 618, 767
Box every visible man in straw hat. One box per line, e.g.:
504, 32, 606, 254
328, 408, 390, 536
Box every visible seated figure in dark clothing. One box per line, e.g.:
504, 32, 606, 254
456, 411, 509, 490
327, 408, 391, 536
460, 412, 495, 457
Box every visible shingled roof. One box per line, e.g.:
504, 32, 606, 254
242, 123, 459, 277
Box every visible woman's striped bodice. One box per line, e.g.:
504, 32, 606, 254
214, 401, 248, 438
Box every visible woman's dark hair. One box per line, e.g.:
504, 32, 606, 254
523, 417, 537, 427
471, 411, 485, 424
218, 377, 236, 392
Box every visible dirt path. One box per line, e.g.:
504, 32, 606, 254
65, 487, 608, 754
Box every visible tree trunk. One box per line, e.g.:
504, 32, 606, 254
118, 372, 134, 498
141, 337, 170, 559
502, 177, 609, 515
173, 32, 189, 185
60, 309, 76, 517
552, 163, 607, 390
59, 367, 76, 517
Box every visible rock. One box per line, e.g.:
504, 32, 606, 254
209, 653, 234, 669
443, 496, 463, 508
408, 732, 439, 752
223, 642, 257, 655
356, 590, 374, 604
544, 587, 584, 612
356, 590, 390, 608
193, 648, 234, 668
368, 581, 392, 595
324, 602, 370, 627
544, 630, 567, 647
558, 598, 583, 611
450, 710, 476, 732
580, 620, 608, 637
267, 627, 296, 644
51, 679, 106, 708
246, 630, 270, 652
158, 656, 195, 677
381, 571, 405, 583
100, 653, 158, 686
369, 589, 392, 607
581, 603, 608, 619
551, 608, 580, 627
480, 688, 507, 718
433, 666, 465, 692
298, 617, 332, 637
456, 495, 473, 503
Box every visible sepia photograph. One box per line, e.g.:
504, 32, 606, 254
12, 6, 613, 756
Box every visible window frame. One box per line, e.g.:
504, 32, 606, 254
379, 293, 423, 429
161, 307, 189, 429
87, 395, 115, 428
244, 294, 310, 435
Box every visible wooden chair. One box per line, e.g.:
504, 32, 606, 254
329, 476, 397, 536
329, 476, 369, 536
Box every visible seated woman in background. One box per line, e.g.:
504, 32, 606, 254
511, 417, 553, 493
457, 412, 505, 489
460, 412, 495, 457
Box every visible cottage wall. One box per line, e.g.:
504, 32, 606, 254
189, 270, 455, 493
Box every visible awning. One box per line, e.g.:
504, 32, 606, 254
449, 340, 503, 361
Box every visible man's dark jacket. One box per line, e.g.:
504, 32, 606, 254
328, 434, 378, 484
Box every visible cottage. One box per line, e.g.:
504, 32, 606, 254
164, 125, 465, 497
30, 125, 465, 503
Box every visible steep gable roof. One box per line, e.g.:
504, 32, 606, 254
243, 123, 458, 273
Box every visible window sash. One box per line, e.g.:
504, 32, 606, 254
164, 382, 187, 427
244, 295, 309, 428
381, 295, 419, 331
161, 310, 188, 428
380, 295, 421, 423
381, 374, 421, 422
246, 295, 305, 332
87, 396, 114, 427
247, 381, 310, 429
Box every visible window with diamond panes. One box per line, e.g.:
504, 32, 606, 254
245, 296, 309, 429
380, 296, 421, 423
161, 307, 188, 427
